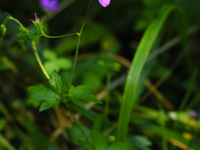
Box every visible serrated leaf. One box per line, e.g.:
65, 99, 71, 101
27, 84, 60, 101
69, 85, 102, 104
49, 71, 62, 96
17, 26, 29, 37
39, 99, 59, 112
77, 93, 102, 104
53, 100, 60, 109
31, 35, 41, 43
72, 85, 90, 94
18, 38, 27, 50
29, 25, 41, 36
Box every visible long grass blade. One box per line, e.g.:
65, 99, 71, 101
117, 4, 188, 142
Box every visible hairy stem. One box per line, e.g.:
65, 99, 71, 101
69, 107, 89, 142
70, 35, 80, 85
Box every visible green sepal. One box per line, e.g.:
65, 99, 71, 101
30, 17, 45, 31
48, 70, 62, 96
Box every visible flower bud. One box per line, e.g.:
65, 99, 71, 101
99, 0, 110, 7
0, 24, 7, 38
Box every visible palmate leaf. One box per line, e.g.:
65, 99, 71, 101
27, 84, 61, 112
27, 84, 60, 101
69, 85, 102, 104
18, 38, 27, 50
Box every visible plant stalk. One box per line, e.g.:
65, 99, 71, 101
31, 40, 50, 79
69, 107, 89, 142
70, 35, 80, 85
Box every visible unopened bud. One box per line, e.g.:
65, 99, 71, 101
0, 24, 6, 38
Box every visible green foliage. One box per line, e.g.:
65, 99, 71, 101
1, 0, 200, 149
117, 4, 188, 142
127, 135, 152, 150
27, 84, 61, 112
31, 17, 46, 31
27, 84, 60, 101
68, 84, 103, 104
49, 70, 63, 96
43, 49, 72, 74
90, 130, 108, 150
17, 24, 47, 50
27, 71, 102, 112
0, 24, 6, 38
107, 142, 134, 150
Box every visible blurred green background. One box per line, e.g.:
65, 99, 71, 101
0, 0, 200, 149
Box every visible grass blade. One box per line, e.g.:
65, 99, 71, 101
0, 135, 15, 150
117, 4, 188, 142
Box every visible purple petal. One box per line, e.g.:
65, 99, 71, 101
40, 0, 60, 11
98, 0, 110, 7
189, 110, 199, 118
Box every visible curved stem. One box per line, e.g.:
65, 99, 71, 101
31, 40, 50, 79
70, 35, 80, 85
69, 107, 89, 142
40, 29, 77, 38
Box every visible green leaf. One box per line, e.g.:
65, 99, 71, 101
31, 35, 41, 43
69, 85, 102, 104
18, 38, 27, 50
49, 71, 62, 96
53, 58, 72, 70
43, 57, 72, 75
127, 135, 152, 150
107, 142, 134, 150
117, 4, 188, 142
43, 49, 57, 61
39, 99, 59, 112
0, 135, 15, 150
17, 26, 29, 36
29, 25, 41, 36
98, 59, 121, 72
27, 84, 60, 101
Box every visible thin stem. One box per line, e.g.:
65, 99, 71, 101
70, 35, 80, 85
104, 73, 111, 119
80, 0, 92, 34
31, 40, 50, 79
69, 107, 89, 142
40, 29, 77, 38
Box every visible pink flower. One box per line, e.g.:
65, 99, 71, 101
98, 0, 110, 7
